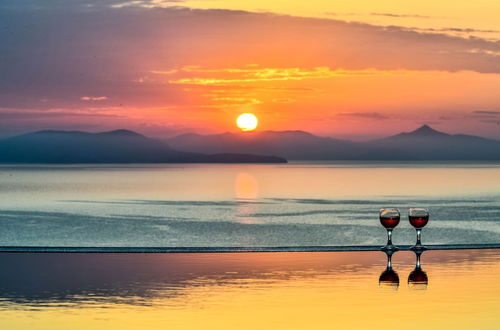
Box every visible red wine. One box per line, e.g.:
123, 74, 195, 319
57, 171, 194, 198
408, 268, 428, 284
380, 216, 400, 229
409, 215, 429, 229
379, 269, 399, 285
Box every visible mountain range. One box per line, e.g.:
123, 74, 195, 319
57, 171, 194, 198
1, 125, 500, 163
166, 125, 500, 160
0, 129, 286, 163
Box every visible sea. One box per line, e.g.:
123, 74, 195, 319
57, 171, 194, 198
1, 161, 500, 247
1, 162, 500, 328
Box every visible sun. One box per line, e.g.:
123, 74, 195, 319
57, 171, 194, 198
236, 113, 258, 131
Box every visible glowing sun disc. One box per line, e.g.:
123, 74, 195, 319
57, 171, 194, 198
236, 113, 258, 131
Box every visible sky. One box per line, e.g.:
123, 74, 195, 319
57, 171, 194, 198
0, 0, 499, 140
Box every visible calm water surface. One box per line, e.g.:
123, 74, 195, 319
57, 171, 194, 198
1, 162, 500, 246
0, 249, 498, 329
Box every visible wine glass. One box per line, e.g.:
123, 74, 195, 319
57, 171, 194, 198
379, 250, 399, 289
409, 208, 429, 250
408, 250, 428, 289
379, 208, 400, 251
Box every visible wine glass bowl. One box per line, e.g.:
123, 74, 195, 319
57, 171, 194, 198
379, 208, 400, 251
409, 208, 429, 229
408, 268, 428, 289
409, 208, 429, 250
379, 269, 400, 288
380, 212, 400, 229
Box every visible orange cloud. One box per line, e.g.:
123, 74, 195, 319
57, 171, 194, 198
81, 96, 109, 101
163, 67, 407, 85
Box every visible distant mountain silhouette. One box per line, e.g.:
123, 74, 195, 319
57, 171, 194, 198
167, 125, 500, 160
392, 124, 448, 138
0, 130, 287, 163
168, 130, 359, 160
363, 125, 500, 160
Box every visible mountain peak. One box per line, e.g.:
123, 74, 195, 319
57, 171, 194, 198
407, 125, 448, 137
100, 129, 144, 137
263, 130, 315, 137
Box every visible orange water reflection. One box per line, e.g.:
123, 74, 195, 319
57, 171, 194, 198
5, 163, 500, 202
235, 172, 260, 223
0, 250, 499, 329
235, 172, 259, 199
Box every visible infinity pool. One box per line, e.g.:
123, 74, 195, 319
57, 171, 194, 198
0, 249, 498, 329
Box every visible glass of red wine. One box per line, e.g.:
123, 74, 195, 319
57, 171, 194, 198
409, 208, 429, 250
379, 208, 400, 251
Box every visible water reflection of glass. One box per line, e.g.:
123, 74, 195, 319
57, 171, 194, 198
379, 250, 399, 289
379, 208, 400, 251
408, 250, 429, 290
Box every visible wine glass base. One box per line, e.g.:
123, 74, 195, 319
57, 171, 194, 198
381, 245, 399, 251
410, 245, 428, 251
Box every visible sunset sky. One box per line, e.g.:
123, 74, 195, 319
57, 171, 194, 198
1, 0, 499, 140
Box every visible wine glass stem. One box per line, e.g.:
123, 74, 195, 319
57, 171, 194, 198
416, 229, 422, 246
416, 253, 421, 269
387, 229, 393, 246
387, 254, 392, 269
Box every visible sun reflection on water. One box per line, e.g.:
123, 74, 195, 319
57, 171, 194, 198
235, 172, 261, 223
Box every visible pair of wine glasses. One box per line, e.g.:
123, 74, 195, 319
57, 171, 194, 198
380, 208, 429, 250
